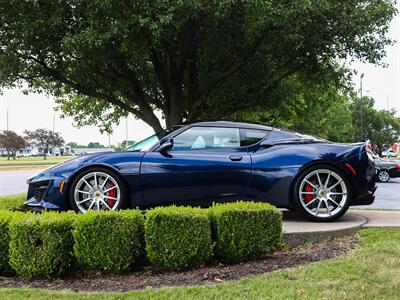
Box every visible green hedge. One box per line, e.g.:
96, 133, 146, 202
73, 210, 144, 272
0, 200, 284, 276
209, 201, 283, 263
9, 212, 75, 278
0, 211, 20, 274
145, 206, 213, 271
0, 193, 26, 211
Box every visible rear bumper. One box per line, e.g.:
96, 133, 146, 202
389, 168, 400, 178
351, 186, 377, 206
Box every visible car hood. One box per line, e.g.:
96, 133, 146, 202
29, 151, 145, 183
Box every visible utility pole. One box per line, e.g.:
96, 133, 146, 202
52, 112, 55, 133
6, 109, 9, 131
387, 94, 390, 111
126, 117, 129, 148
359, 73, 364, 141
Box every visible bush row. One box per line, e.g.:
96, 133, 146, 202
0, 201, 282, 278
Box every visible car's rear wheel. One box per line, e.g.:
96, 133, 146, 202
377, 170, 390, 182
69, 167, 127, 213
294, 165, 351, 222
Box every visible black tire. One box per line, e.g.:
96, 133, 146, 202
377, 170, 390, 183
293, 164, 351, 222
68, 167, 128, 213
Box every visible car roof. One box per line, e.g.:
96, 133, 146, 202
187, 121, 274, 131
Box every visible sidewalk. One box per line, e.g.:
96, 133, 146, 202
282, 209, 400, 245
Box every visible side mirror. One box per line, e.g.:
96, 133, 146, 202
158, 139, 173, 154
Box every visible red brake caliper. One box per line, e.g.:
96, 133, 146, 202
105, 182, 117, 208
305, 183, 313, 203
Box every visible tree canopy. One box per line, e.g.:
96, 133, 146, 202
24, 129, 65, 159
351, 97, 400, 155
0, 0, 396, 132
0, 131, 27, 160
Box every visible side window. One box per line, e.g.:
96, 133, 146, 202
240, 129, 268, 146
172, 127, 240, 151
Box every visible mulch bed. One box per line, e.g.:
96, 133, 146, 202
0, 235, 358, 292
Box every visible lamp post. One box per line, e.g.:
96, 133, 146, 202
360, 73, 364, 141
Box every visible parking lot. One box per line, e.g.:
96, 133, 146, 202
1, 169, 399, 209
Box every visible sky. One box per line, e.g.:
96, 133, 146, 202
0, 6, 399, 145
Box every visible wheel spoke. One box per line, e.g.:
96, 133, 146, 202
100, 175, 110, 189
100, 199, 112, 210
328, 197, 341, 208
325, 171, 331, 188
315, 200, 322, 215
330, 192, 347, 196
76, 190, 90, 195
94, 172, 98, 187
301, 191, 316, 195
326, 201, 332, 216
103, 186, 117, 193
328, 179, 342, 191
305, 179, 318, 190
316, 172, 323, 187
87, 200, 95, 211
77, 197, 91, 204
305, 197, 318, 207
104, 195, 118, 201
83, 179, 92, 189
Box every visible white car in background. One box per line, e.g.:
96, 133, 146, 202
382, 149, 398, 158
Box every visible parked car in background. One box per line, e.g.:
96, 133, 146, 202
371, 153, 400, 182
25, 121, 377, 222
382, 149, 398, 158
16, 153, 32, 158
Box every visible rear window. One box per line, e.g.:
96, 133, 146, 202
240, 129, 268, 146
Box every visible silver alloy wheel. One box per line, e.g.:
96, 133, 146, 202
378, 171, 390, 182
299, 169, 347, 218
74, 171, 121, 213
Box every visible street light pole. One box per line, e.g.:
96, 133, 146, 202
126, 117, 128, 148
360, 73, 364, 141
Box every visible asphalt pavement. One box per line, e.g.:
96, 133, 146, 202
0, 169, 399, 209
0, 169, 39, 196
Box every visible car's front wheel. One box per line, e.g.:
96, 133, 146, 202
377, 170, 390, 182
69, 167, 127, 213
294, 165, 351, 222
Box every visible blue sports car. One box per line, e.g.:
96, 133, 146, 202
25, 121, 377, 221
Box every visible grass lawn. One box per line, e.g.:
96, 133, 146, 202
0, 228, 400, 299
0, 193, 26, 210
0, 156, 76, 166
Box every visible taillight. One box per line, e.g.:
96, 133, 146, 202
395, 164, 400, 169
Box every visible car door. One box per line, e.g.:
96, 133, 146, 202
140, 126, 252, 208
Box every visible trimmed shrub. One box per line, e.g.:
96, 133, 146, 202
9, 212, 75, 278
0, 193, 26, 211
209, 201, 283, 263
73, 210, 144, 272
0, 211, 20, 274
145, 206, 213, 271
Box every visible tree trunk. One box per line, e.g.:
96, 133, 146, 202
165, 80, 183, 127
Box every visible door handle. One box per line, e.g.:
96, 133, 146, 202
229, 155, 243, 161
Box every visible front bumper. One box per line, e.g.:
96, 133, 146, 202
24, 171, 70, 211
24, 198, 61, 211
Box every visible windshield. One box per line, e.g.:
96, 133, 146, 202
124, 126, 181, 152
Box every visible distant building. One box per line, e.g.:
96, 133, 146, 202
0, 145, 72, 157
72, 147, 114, 156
